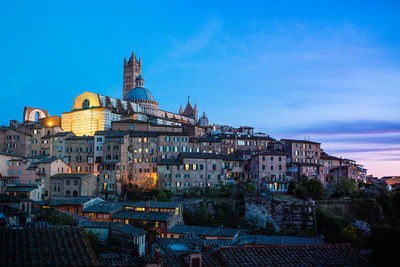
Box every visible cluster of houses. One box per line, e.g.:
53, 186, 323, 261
0, 51, 378, 266
0, 113, 370, 203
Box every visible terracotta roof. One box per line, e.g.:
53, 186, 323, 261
0, 227, 98, 266
122, 201, 181, 209
281, 138, 321, 145
79, 221, 146, 236
213, 244, 371, 267
167, 225, 241, 238
384, 177, 400, 186
237, 234, 323, 246
111, 210, 172, 221
81, 201, 123, 213
50, 173, 92, 179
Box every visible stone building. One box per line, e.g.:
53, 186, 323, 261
246, 151, 289, 192
81, 201, 184, 237
64, 136, 94, 173
280, 139, 322, 180
157, 153, 243, 190
49, 131, 75, 159
0, 126, 30, 157
49, 173, 98, 198
35, 157, 71, 199
94, 130, 129, 199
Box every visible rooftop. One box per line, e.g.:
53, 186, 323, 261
281, 138, 321, 145
237, 234, 323, 246
0, 227, 98, 266
212, 244, 371, 267
111, 210, 173, 221
81, 201, 123, 213
167, 225, 241, 238
79, 221, 146, 236
34, 196, 97, 206
5, 184, 38, 192
50, 173, 92, 179
123, 201, 181, 209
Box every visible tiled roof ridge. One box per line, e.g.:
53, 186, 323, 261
217, 243, 352, 251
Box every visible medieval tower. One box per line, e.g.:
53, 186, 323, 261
123, 50, 142, 99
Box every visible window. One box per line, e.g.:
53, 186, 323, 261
82, 99, 90, 109
271, 166, 274, 170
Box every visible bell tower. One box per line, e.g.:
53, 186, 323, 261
123, 50, 142, 99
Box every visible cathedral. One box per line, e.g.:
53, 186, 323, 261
61, 50, 208, 136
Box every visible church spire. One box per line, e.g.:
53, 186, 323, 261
194, 102, 198, 121
179, 103, 183, 115
123, 48, 142, 99
128, 50, 136, 64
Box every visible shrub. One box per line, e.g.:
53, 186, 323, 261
295, 185, 309, 200
342, 225, 357, 242
306, 178, 324, 199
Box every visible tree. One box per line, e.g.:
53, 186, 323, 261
215, 208, 225, 220
306, 178, 324, 199
86, 230, 100, 255
288, 180, 296, 195
341, 225, 357, 242
246, 182, 255, 194
295, 185, 309, 200
335, 177, 356, 197
36, 208, 76, 225
156, 190, 169, 202
194, 204, 209, 225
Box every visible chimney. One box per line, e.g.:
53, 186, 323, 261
189, 252, 202, 267
155, 247, 160, 262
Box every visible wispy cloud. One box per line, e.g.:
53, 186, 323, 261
169, 20, 221, 58
281, 120, 400, 136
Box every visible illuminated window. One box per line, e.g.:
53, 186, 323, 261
175, 207, 179, 215
82, 99, 90, 109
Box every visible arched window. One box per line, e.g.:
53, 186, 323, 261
35, 112, 39, 122
73, 191, 78, 197
66, 190, 70, 197
82, 99, 90, 109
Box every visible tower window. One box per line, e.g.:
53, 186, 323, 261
82, 99, 90, 109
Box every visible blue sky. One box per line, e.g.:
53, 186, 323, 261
0, 0, 399, 177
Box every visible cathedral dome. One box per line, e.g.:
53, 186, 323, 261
124, 87, 156, 102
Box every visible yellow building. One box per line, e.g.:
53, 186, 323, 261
61, 92, 139, 136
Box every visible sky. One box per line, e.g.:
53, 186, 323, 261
0, 0, 399, 177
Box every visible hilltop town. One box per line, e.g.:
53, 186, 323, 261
1, 51, 399, 266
